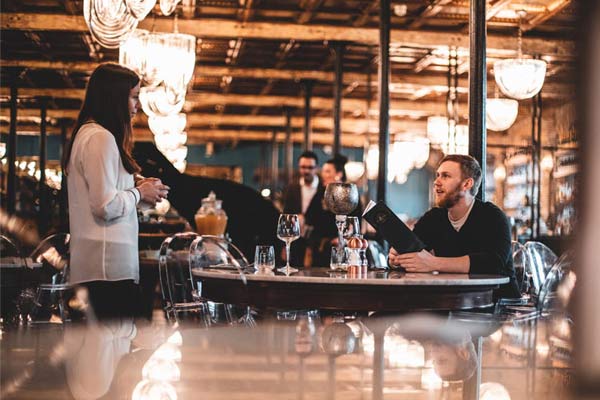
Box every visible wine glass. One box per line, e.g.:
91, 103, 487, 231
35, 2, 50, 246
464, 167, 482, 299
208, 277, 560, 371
324, 183, 359, 253
277, 214, 301, 274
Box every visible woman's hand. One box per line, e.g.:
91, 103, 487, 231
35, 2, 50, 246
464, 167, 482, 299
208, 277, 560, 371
136, 178, 170, 206
388, 248, 438, 273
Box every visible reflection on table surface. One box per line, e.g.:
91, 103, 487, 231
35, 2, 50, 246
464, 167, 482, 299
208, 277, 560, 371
0, 312, 573, 400
192, 267, 510, 286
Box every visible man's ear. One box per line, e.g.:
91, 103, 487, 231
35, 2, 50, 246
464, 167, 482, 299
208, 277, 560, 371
462, 177, 474, 192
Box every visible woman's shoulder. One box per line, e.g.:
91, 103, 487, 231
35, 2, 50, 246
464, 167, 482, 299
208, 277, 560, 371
76, 123, 115, 146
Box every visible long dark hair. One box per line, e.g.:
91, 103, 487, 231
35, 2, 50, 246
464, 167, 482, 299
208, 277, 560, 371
62, 63, 141, 174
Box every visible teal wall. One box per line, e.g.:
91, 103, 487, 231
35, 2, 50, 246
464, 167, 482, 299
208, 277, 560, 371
5, 135, 432, 219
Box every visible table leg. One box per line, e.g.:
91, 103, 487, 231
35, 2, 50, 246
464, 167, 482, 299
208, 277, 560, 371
462, 336, 482, 400
373, 330, 385, 400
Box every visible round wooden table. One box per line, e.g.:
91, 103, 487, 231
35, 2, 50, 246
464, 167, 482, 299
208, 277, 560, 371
192, 267, 509, 312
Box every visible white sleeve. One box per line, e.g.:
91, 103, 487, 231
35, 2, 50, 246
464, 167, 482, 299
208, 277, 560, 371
81, 129, 138, 222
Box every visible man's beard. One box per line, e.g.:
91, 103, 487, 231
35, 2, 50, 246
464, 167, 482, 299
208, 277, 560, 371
436, 184, 463, 209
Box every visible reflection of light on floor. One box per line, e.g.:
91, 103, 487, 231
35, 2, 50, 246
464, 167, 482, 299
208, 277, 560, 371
536, 342, 550, 358
132, 380, 177, 400
167, 331, 183, 346
421, 360, 443, 390
386, 336, 425, 368
480, 382, 511, 400
134, 327, 184, 400
490, 330, 503, 344
142, 358, 180, 382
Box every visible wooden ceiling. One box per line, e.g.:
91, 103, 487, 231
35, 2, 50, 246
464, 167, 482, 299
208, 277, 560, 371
0, 0, 577, 147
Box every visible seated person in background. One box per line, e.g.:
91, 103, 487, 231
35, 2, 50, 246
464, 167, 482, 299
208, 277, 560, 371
388, 154, 520, 299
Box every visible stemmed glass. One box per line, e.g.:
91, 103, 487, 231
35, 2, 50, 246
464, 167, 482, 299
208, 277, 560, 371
277, 214, 300, 274
324, 183, 359, 254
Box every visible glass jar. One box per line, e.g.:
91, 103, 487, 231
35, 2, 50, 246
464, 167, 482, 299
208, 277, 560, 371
194, 191, 228, 237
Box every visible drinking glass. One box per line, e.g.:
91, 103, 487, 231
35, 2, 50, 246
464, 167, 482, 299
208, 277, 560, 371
254, 245, 275, 270
277, 214, 300, 274
330, 246, 349, 272
342, 217, 360, 241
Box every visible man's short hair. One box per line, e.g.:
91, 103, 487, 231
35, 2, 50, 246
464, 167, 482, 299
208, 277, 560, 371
298, 150, 319, 165
439, 154, 482, 196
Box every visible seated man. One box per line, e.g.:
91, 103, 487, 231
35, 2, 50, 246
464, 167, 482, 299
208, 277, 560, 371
388, 154, 520, 299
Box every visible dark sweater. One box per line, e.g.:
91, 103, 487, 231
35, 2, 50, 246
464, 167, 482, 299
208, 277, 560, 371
413, 199, 520, 299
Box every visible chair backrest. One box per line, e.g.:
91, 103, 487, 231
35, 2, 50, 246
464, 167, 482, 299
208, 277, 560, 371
538, 250, 575, 315
524, 241, 558, 297
1, 234, 21, 259
511, 241, 529, 295
29, 233, 70, 284
158, 232, 200, 311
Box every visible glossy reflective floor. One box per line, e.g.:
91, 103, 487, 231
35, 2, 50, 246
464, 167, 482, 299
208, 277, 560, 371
0, 311, 573, 400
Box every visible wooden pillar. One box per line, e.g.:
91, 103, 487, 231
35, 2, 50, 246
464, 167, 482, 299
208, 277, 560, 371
302, 80, 314, 151
332, 43, 344, 156
377, 0, 391, 204
468, 0, 487, 200
38, 97, 48, 235
7, 72, 18, 214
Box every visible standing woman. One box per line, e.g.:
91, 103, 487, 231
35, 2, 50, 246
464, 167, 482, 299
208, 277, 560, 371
63, 63, 168, 320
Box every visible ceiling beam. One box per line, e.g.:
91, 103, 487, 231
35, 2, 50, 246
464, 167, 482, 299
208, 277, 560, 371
0, 108, 426, 134
0, 87, 446, 116
0, 13, 575, 57
522, 0, 572, 32
0, 59, 572, 99
132, 127, 369, 147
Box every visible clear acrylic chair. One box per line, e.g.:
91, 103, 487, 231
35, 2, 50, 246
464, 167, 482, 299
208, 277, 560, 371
524, 241, 558, 299
1, 234, 22, 260
158, 232, 211, 326
538, 250, 575, 317
28, 233, 73, 324
189, 235, 255, 327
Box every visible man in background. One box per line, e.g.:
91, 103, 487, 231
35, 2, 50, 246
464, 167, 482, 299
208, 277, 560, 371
282, 151, 321, 267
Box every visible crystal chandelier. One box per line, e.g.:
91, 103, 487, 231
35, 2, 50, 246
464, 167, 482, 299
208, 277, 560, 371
120, 29, 196, 173
493, 12, 546, 100
83, 0, 155, 49
83, 0, 196, 48
486, 98, 519, 131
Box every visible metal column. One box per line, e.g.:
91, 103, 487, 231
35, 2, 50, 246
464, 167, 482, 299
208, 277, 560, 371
530, 92, 543, 239
39, 98, 48, 235
271, 129, 279, 190
302, 80, 314, 151
284, 108, 293, 184
332, 43, 344, 156
377, 0, 391, 204
7, 74, 18, 214
59, 120, 69, 228
468, 0, 487, 200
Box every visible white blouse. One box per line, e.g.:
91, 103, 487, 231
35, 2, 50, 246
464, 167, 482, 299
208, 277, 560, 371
67, 123, 141, 285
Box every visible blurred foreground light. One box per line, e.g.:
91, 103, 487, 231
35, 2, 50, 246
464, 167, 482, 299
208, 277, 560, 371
421, 361, 443, 390
167, 331, 183, 346
132, 379, 177, 400
480, 382, 511, 400
142, 358, 180, 382
151, 343, 182, 362
261, 188, 271, 198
